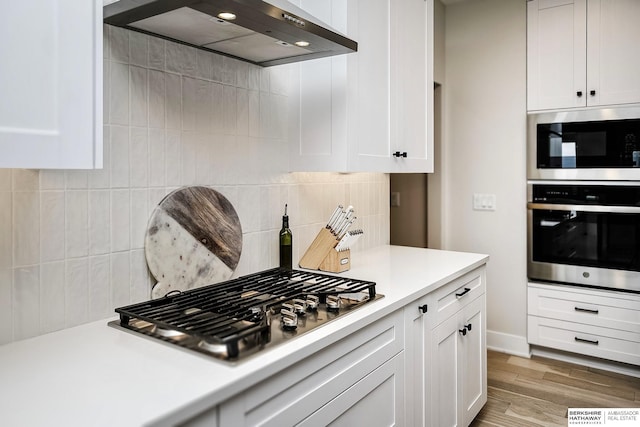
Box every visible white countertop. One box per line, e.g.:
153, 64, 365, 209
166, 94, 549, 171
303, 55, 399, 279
0, 245, 488, 427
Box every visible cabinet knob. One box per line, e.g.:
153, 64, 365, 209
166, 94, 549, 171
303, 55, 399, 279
418, 304, 428, 314
458, 327, 467, 336
590, 90, 596, 96
393, 151, 408, 158
465, 323, 472, 332
576, 91, 583, 97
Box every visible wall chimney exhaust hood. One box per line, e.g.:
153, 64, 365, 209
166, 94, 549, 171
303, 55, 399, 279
104, 0, 357, 67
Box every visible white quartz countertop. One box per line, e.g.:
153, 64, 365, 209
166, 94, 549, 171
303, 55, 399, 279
0, 245, 488, 427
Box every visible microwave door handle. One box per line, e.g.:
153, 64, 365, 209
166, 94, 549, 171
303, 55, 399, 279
527, 203, 640, 214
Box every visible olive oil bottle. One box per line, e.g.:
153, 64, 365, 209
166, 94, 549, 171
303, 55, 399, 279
279, 204, 293, 270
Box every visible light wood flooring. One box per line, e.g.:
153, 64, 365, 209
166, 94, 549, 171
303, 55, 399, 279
470, 350, 640, 426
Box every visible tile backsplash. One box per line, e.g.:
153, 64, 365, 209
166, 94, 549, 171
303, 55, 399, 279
0, 26, 389, 345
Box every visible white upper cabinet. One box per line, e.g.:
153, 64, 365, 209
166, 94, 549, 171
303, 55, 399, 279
0, 1, 103, 169
289, 0, 434, 173
528, 0, 640, 111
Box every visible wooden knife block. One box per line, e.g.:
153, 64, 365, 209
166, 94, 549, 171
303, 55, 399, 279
299, 228, 351, 273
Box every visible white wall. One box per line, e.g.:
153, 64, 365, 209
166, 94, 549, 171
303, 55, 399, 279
443, 0, 529, 355
0, 26, 389, 345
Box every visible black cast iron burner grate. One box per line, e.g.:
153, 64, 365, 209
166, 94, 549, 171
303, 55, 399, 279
111, 268, 378, 361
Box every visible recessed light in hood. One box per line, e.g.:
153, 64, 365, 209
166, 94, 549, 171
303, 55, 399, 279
104, 0, 358, 67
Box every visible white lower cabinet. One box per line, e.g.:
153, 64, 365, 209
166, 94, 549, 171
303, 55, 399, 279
405, 267, 487, 427
218, 310, 404, 427
528, 282, 640, 366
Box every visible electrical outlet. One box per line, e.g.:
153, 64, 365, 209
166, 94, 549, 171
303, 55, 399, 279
391, 192, 401, 207
473, 193, 496, 211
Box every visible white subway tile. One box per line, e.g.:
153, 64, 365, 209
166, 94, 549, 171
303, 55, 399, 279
148, 128, 166, 187
248, 90, 260, 138
103, 24, 110, 60
111, 190, 131, 252
0, 192, 12, 268
148, 188, 168, 215
195, 80, 213, 134
222, 86, 237, 135
110, 62, 130, 125
65, 191, 89, 258
89, 190, 110, 256
260, 92, 272, 138
148, 37, 165, 71
236, 61, 248, 89
110, 125, 130, 188
110, 252, 130, 308
148, 70, 165, 129
237, 185, 261, 233
130, 127, 149, 188
0, 170, 10, 192
260, 67, 270, 92
40, 261, 65, 333
195, 134, 213, 184
221, 57, 237, 86
109, 26, 129, 64
89, 125, 111, 189
88, 255, 111, 321
40, 170, 65, 190
65, 258, 88, 327
247, 65, 260, 91
212, 53, 224, 83
40, 191, 65, 263
13, 266, 40, 341
211, 83, 224, 133
130, 188, 148, 250
165, 130, 182, 186
236, 88, 249, 136
273, 94, 287, 140
130, 66, 148, 127
166, 41, 196, 75
13, 192, 39, 267
12, 169, 39, 191
0, 268, 12, 344
103, 52, 110, 124
182, 77, 197, 131
270, 66, 290, 95
65, 170, 88, 189
130, 249, 151, 303
129, 31, 148, 67
181, 132, 197, 185
195, 50, 214, 81
165, 73, 182, 130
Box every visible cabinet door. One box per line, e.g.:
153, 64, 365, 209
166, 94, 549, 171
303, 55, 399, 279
527, 0, 587, 111
461, 296, 487, 427
431, 311, 463, 427
0, 1, 103, 169
587, 0, 640, 106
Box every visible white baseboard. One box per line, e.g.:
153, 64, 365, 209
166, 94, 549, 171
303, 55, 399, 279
487, 330, 531, 358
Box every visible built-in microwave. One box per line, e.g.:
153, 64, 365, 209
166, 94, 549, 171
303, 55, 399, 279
528, 107, 640, 180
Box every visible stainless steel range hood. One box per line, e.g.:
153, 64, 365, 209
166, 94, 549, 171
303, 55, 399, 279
104, 0, 357, 67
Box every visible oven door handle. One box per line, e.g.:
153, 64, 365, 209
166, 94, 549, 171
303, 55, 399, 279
527, 203, 640, 214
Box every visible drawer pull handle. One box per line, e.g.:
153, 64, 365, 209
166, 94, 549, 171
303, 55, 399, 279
455, 287, 471, 298
574, 336, 599, 345
574, 307, 599, 314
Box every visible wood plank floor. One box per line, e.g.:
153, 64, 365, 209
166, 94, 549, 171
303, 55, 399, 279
470, 350, 640, 426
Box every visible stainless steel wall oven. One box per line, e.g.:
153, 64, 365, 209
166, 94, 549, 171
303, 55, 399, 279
527, 182, 640, 293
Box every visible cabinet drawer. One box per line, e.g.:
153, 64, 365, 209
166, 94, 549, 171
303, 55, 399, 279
219, 310, 404, 427
528, 283, 640, 333
429, 267, 485, 327
528, 315, 640, 366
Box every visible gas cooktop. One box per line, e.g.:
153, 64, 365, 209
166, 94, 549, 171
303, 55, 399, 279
109, 268, 382, 363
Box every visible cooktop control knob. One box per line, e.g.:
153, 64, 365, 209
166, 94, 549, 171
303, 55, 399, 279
326, 294, 341, 312
293, 298, 307, 315
306, 295, 319, 311
281, 304, 298, 330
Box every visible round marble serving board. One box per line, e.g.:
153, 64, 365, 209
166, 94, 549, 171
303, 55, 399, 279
145, 186, 242, 298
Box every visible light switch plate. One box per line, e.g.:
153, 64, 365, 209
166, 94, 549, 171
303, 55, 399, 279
473, 193, 496, 211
